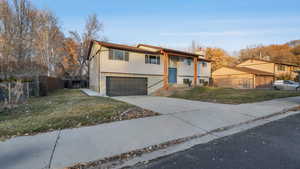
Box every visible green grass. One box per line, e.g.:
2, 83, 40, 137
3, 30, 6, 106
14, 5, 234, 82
170, 87, 300, 104
0, 89, 136, 140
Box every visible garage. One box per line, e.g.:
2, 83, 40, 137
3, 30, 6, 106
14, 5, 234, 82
212, 67, 274, 89
106, 76, 148, 96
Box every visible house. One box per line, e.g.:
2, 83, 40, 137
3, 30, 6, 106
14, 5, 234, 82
87, 40, 212, 96
212, 58, 300, 89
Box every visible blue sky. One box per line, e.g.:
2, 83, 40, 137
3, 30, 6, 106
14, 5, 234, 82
31, 0, 300, 52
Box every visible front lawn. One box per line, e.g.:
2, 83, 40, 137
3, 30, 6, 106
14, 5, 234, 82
0, 89, 158, 140
169, 87, 300, 104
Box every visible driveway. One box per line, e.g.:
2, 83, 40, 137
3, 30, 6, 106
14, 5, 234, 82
114, 96, 300, 131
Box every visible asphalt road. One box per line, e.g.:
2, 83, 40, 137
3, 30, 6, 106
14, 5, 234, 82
131, 113, 300, 169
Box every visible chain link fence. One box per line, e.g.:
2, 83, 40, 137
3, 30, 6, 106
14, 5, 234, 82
0, 76, 63, 107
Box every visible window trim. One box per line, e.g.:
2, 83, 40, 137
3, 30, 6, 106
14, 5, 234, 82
145, 55, 160, 65
109, 49, 129, 61
277, 64, 285, 71
186, 58, 192, 66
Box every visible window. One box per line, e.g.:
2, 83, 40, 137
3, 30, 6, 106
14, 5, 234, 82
145, 55, 160, 65
202, 62, 207, 67
186, 59, 192, 66
277, 65, 285, 71
109, 49, 129, 61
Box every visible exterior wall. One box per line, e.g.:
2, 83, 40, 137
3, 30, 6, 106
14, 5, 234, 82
198, 61, 211, 78
89, 43, 102, 92
213, 74, 254, 89
274, 64, 299, 79
100, 46, 163, 75
176, 58, 196, 85
237, 60, 275, 73
255, 75, 274, 88
212, 67, 255, 89
237, 59, 300, 80
99, 72, 163, 95
89, 43, 164, 95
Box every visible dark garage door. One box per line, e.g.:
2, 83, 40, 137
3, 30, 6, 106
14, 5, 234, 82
106, 77, 148, 96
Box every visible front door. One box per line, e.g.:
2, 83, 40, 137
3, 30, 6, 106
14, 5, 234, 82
168, 68, 177, 83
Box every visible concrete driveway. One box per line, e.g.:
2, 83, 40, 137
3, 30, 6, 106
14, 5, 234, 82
114, 96, 300, 131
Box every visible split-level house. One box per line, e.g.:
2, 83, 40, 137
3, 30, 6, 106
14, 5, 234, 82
88, 40, 212, 96
212, 58, 300, 89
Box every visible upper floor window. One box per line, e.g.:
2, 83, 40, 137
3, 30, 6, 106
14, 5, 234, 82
109, 49, 129, 61
277, 65, 285, 71
202, 62, 207, 67
145, 55, 160, 65
185, 58, 192, 66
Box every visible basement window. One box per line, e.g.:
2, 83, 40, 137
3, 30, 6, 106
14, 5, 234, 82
145, 55, 160, 65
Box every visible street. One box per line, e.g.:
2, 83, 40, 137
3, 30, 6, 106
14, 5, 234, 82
131, 113, 300, 169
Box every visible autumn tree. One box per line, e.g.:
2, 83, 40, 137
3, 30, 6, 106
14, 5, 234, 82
62, 38, 80, 77
205, 47, 238, 71
68, 14, 103, 79
0, 0, 67, 78
239, 44, 300, 65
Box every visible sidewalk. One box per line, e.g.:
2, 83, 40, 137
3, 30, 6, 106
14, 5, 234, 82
1, 93, 299, 169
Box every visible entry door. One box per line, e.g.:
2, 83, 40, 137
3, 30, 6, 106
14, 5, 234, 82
168, 68, 177, 83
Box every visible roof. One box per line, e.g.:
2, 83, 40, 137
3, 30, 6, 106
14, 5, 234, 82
224, 66, 274, 76
94, 40, 160, 54
246, 58, 300, 67
137, 44, 212, 62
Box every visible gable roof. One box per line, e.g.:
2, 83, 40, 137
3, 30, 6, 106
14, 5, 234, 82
137, 44, 198, 56
243, 58, 299, 67
92, 40, 160, 54
137, 44, 212, 62
224, 66, 274, 76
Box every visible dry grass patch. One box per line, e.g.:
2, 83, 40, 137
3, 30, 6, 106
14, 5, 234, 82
0, 89, 158, 140
169, 87, 300, 104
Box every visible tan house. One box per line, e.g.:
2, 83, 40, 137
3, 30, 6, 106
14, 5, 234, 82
88, 40, 212, 96
212, 58, 300, 89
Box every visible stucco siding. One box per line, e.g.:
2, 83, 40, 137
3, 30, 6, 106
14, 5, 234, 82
177, 59, 194, 76
89, 43, 102, 92
100, 46, 163, 75
198, 61, 211, 77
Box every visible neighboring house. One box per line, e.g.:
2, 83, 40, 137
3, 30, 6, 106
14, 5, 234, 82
88, 40, 212, 96
212, 58, 300, 89
212, 66, 274, 89
236, 58, 300, 79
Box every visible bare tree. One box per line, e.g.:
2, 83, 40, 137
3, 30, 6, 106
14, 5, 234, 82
34, 10, 65, 77
69, 14, 103, 78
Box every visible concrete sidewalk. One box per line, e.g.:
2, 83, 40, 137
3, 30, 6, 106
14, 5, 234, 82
1, 93, 299, 169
